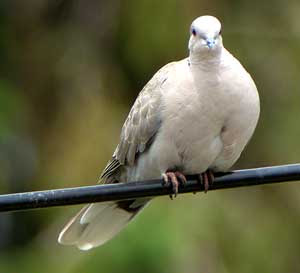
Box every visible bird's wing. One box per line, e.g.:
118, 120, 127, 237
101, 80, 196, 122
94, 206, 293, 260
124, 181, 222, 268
100, 62, 176, 183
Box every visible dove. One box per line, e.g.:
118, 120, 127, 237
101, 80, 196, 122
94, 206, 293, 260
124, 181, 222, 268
58, 15, 260, 250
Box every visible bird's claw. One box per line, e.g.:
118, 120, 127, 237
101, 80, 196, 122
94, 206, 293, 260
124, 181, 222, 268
162, 171, 187, 199
198, 170, 214, 193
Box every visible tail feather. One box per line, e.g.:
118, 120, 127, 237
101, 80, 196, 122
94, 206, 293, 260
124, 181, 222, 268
58, 199, 149, 250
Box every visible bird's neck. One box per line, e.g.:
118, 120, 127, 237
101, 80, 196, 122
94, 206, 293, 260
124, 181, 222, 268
188, 47, 223, 70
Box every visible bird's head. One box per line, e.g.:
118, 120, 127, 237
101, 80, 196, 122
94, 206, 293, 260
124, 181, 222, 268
188, 16, 223, 57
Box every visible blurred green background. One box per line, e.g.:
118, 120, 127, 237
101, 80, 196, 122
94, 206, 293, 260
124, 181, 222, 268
0, 0, 300, 272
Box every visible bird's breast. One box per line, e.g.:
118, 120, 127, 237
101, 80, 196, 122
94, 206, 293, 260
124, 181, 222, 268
157, 62, 259, 174
159, 83, 226, 173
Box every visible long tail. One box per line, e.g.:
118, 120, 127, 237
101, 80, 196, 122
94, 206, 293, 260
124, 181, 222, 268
58, 199, 149, 250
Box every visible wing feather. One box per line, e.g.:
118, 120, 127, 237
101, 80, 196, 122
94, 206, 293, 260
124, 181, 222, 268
100, 62, 175, 183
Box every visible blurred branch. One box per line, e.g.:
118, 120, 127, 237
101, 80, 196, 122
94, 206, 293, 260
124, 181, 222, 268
0, 164, 300, 213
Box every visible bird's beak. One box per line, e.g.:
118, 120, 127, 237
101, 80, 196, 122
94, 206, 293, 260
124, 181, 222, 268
206, 38, 216, 49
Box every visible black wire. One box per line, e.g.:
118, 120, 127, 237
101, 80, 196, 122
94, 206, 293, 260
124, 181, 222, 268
0, 164, 300, 213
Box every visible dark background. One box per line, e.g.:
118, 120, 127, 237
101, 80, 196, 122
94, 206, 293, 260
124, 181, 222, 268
0, 1, 300, 272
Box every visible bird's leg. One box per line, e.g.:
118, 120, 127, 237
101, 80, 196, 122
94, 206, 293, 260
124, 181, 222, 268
162, 171, 187, 199
198, 170, 215, 193
174, 171, 187, 186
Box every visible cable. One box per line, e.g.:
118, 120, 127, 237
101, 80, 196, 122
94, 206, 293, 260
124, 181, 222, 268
0, 164, 299, 212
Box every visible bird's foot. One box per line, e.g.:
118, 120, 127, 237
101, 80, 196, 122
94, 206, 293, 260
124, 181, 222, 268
198, 170, 215, 193
162, 171, 187, 199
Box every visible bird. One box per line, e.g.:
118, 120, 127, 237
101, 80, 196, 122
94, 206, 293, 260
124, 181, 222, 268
58, 15, 260, 250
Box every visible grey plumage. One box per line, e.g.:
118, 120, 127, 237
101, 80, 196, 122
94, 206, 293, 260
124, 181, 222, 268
58, 15, 260, 250
101, 62, 171, 183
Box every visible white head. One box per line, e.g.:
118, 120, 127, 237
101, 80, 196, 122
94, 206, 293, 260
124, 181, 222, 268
188, 16, 223, 57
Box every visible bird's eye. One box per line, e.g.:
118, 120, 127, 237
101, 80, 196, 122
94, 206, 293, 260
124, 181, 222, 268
192, 28, 197, 36
219, 29, 222, 35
